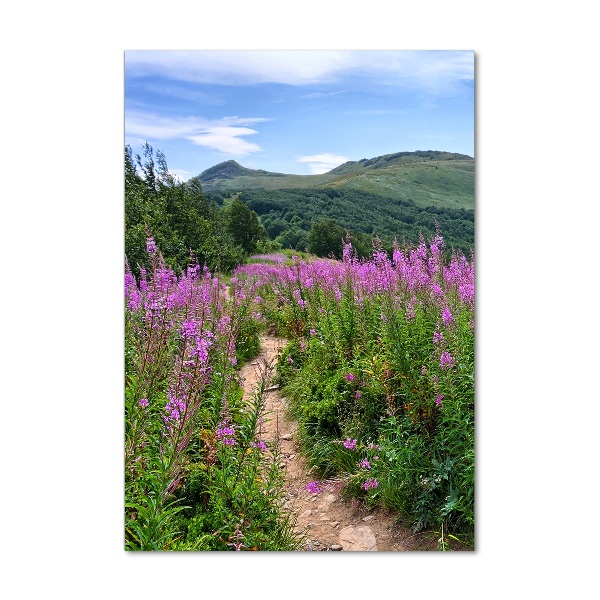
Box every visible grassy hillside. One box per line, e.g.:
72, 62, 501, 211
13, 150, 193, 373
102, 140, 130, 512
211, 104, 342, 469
194, 151, 474, 211
323, 160, 474, 210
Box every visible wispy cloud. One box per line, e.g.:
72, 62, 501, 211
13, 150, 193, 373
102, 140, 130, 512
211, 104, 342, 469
188, 127, 261, 155
125, 50, 473, 96
297, 153, 349, 174
301, 90, 347, 100
352, 109, 406, 116
126, 50, 351, 86
125, 111, 273, 155
136, 82, 224, 105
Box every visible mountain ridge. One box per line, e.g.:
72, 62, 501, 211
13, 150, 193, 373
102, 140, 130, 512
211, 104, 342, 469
197, 150, 473, 182
193, 150, 474, 212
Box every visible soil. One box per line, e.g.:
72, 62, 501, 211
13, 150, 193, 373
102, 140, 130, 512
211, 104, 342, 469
239, 333, 441, 552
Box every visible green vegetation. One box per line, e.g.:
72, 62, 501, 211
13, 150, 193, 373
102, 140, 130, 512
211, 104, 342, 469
197, 150, 474, 259
125, 143, 267, 277
196, 150, 474, 211
125, 246, 302, 550
124, 147, 475, 550
233, 187, 473, 258
233, 234, 475, 546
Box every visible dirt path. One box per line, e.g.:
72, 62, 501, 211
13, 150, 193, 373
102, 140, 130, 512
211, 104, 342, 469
239, 333, 439, 551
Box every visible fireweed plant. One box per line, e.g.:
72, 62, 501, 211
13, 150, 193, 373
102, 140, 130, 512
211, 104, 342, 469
233, 231, 474, 542
124, 239, 301, 550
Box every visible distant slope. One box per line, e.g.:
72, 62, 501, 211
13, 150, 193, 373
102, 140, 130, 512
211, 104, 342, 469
196, 160, 338, 193
239, 187, 474, 257
193, 151, 474, 211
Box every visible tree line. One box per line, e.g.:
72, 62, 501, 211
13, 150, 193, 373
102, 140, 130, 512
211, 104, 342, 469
125, 144, 269, 277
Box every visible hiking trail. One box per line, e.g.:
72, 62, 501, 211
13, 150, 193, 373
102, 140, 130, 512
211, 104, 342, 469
239, 333, 438, 551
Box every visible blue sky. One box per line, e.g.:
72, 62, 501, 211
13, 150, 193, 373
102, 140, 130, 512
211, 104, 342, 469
125, 50, 474, 181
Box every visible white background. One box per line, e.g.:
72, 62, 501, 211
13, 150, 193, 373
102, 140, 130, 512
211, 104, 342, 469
1, 1, 597, 598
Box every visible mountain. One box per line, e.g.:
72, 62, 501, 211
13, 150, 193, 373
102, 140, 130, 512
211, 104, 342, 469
192, 150, 475, 257
194, 150, 474, 211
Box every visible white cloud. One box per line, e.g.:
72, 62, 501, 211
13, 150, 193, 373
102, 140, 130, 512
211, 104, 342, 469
188, 127, 261, 156
138, 83, 224, 105
301, 90, 347, 100
125, 50, 473, 95
169, 169, 193, 182
297, 153, 349, 174
124, 110, 273, 155
126, 50, 351, 86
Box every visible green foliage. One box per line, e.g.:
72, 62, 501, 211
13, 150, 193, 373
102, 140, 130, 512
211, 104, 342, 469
169, 383, 303, 551
308, 219, 347, 258
236, 236, 475, 544
124, 244, 303, 551
223, 196, 268, 254
125, 143, 246, 277
241, 188, 473, 258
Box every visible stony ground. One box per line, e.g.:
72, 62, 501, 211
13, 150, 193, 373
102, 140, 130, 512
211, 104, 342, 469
239, 333, 441, 552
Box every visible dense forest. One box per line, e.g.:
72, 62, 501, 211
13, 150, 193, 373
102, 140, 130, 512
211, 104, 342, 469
217, 188, 474, 258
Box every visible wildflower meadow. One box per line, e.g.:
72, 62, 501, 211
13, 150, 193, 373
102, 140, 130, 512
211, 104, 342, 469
124, 239, 300, 550
233, 230, 474, 544
125, 229, 474, 550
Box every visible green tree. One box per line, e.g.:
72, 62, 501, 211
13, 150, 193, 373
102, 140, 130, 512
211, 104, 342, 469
223, 196, 267, 254
307, 219, 347, 258
125, 143, 247, 275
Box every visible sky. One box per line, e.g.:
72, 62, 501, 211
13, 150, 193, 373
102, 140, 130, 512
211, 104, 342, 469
125, 50, 474, 181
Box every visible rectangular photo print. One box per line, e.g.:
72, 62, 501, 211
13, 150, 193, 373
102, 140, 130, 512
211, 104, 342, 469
124, 50, 475, 551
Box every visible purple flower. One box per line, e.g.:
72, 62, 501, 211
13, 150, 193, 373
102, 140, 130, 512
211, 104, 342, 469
343, 438, 357, 450
440, 352, 454, 370
355, 391, 362, 399
180, 319, 197, 339
345, 373, 355, 382
309, 329, 317, 336
306, 481, 322, 494
433, 331, 445, 345
360, 459, 371, 469
138, 398, 149, 408
217, 423, 235, 446
251, 441, 267, 451
165, 390, 186, 421
441, 307, 454, 325
146, 236, 157, 254
435, 394, 444, 407
362, 478, 378, 491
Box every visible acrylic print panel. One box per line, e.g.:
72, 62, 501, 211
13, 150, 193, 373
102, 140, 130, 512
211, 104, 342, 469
124, 50, 474, 551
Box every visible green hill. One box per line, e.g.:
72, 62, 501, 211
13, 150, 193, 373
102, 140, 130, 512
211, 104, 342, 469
194, 150, 474, 210
192, 150, 475, 257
